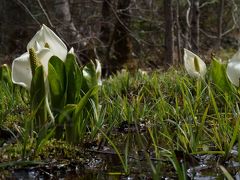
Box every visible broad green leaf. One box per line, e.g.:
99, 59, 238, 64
210, 57, 232, 92
65, 53, 82, 104
30, 65, 45, 108
58, 104, 77, 143
48, 56, 66, 110
48, 56, 66, 139
82, 61, 98, 92
65, 87, 97, 144
82, 61, 99, 111
74, 86, 98, 118
30, 65, 47, 131
58, 104, 76, 124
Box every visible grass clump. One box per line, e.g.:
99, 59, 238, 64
0, 66, 240, 178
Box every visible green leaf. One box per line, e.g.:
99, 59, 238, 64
58, 104, 76, 143
0, 64, 12, 87
219, 165, 234, 180
65, 53, 82, 104
48, 56, 66, 110
74, 86, 98, 119
35, 122, 55, 156
82, 61, 99, 112
82, 61, 98, 92
210, 57, 232, 92
58, 104, 76, 124
30, 65, 47, 131
48, 56, 67, 139
66, 86, 98, 144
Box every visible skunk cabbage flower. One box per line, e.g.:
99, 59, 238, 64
12, 24, 68, 89
138, 69, 148, 75
184, 49, 206, 78
27, 24, 67, 61
96, 59, 102, 86
82, 59, 102, 87
226, 50, 240, 87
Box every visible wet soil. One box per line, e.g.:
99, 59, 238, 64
1, 123, 240, 179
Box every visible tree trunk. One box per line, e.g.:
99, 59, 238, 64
1, 0, 30, 62
100, 0, 112, 45
163, 0, 174, 66
217, 0, 224, 49
176, 0, 182, 64
112, 0, 134, 73
99, 0, 112, 75
183, 1, 191, 50
53, 0, 80, 45
190, 0, 200, 53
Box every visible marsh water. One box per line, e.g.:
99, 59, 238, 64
1, 128, 240, 179
3, 151, 240, 179
2, 151, 240, 179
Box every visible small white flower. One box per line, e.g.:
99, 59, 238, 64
12, 24, 68, 89
138, 69, 148, 75
68, 47, 75, 55
82, 59, 102, 87
95, 59, 102, 86
184, 49, 206, 78
226, 49, 240, 87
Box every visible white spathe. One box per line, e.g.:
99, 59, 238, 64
27, 24, 67, 60
12, 24, 68, 89
96, 59, 102, 86
226, 49, 240, 87
12, 49, 55, 89
184, 49, 206, 78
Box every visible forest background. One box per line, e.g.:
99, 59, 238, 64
1, 0, 240, 73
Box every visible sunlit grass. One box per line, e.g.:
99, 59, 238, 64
0, 67, 240, 178
100, 68, 240, 177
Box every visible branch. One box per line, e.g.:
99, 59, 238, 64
36, 0, 54, 28
186, 5, 191, 28
199, 0, 217, 9
15, 0, 41, 26
104, 0, 155, 46
222, 25, 236, 36
230, 0, 240, 29
199, 28, 218, 39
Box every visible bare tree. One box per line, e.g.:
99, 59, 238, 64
100, 0, 112, 46
190, 0, 200, 53
175, 0, 182, 64
1, 0, 240, 69
163, 0, 174, 66
99, 0, 113, 73
1, 0, 32, 63
53, 0, 80, 45
217, 0, 225, 48
111, 0, 134, 72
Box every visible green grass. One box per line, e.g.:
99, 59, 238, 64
0, 67, 240, 178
